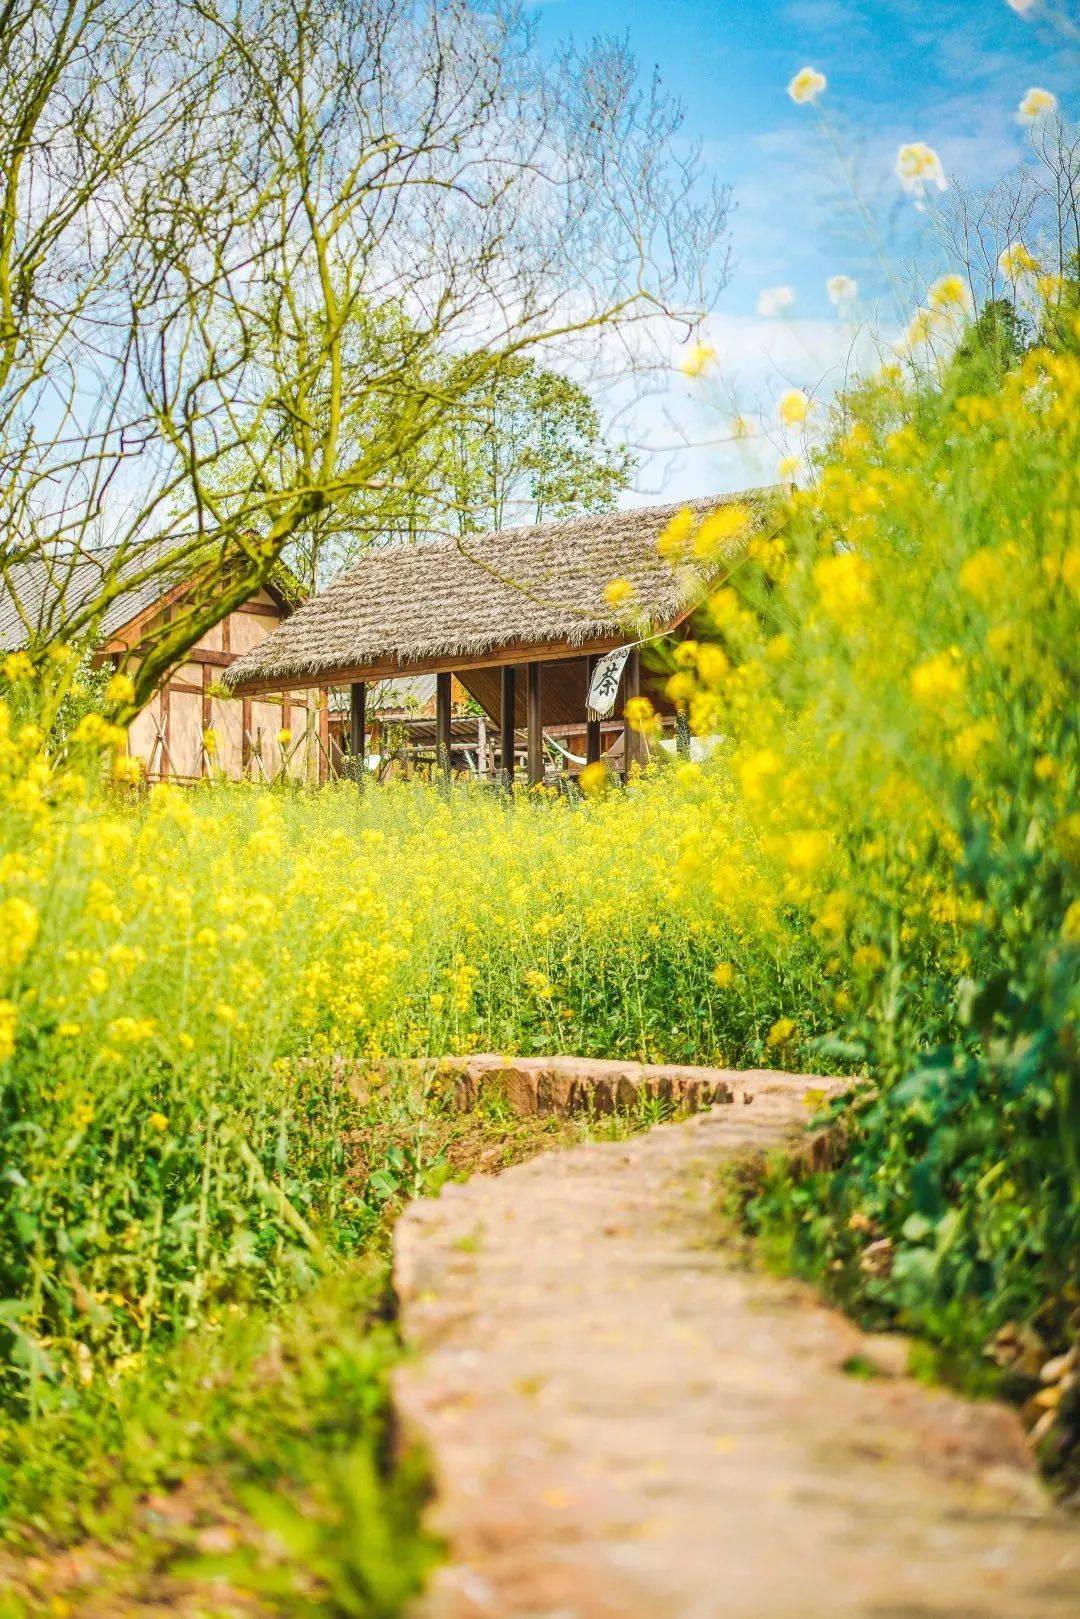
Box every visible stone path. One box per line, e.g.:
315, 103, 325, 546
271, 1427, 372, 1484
393, 1067, 1080, 1619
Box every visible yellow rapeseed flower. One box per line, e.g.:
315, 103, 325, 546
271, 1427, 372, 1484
104, 672, 136, 707
680, 341, 717, 377
779, 389, 810, 428
812, 551, 873, 621
998, 240, 1039, 279
1018, 87, 1057, 123
910, 650, 966, 706
787, 67, 826, 105
895, 142, 947, 203
0, 999, 16, 1063
603, 578, 634, 609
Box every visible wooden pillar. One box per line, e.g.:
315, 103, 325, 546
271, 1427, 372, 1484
318, 696, 330, 784
349, 680, 366, 777
623, 647, 644, 778
585, 654, 602, 766
436, 671, 452, 778
526, 661, 543, 787
500, 666, 516, 786
201, 662, 213, 778
160, 682, 171, 781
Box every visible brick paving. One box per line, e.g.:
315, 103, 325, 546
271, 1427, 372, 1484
393, 1068, 1080, 1619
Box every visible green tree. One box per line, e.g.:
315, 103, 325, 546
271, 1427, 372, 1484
444, 358, 636, 536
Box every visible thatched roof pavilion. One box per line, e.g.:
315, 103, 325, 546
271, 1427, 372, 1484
225, 491, 775, 784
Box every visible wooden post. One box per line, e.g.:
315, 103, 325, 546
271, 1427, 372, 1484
436, 671, 452, 779
349, 680, 366, 778
500, 666, 516, 787
526, 661, 543, 787
623, 647, 644, 778
241, 696, 253, 777
585, 654, 602, 766
160, 682, 171, 781
201, 662, 213, 777
318, 697, 330, 784
477, 714, 487, 779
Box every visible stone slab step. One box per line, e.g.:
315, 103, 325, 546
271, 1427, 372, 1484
393, 1068, 1080, 1619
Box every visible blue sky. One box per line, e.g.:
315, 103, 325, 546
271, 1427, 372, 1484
534, 0, 1078, 495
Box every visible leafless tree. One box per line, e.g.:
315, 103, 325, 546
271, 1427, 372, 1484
0, 0, 729, 716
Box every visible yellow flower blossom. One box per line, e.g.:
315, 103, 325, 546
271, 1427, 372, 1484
910, 650, 966, 706
1018, 87, 1056, 122
812, 551, 873, 621
779, 388, 810, 428
680, 341, 717, 377
998, 240, 1039, 279
0, 999, 16, 1063
603, 578, 634, 609
787, 66, 826, 104
895, 142, 947, 203
104, 672, 136, 707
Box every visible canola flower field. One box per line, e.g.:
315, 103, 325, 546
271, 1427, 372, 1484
0, 332, 1078, 1605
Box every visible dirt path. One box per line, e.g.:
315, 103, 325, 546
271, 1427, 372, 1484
393, 1068, 1080, 1619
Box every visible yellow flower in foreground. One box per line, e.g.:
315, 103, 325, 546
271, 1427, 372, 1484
0, 1000, 17, 1063
998, 240, 1039, 279
277, 727, 292, 748
957, 547, 1006, 606
712, 962, 735, 989
910, 650, 966, 706
202, 728, 218, 754
578, 760, 610, 796
928, 274, 971, 312
787, 66, 826, 104
766, 1016, 797, 1050
1063, 545, 1080, 600
603, 578, 635, 609
680, 342, 717, 378
112, 754, 143, 786
779, 389, 810, 428
895, 142, 947, 203
777, 455, 800, 481
812, 551, 873, 621
656, 508, 696, 561
104, 671, 136, 707
693, 503, 751, 562
1018, 87, 1057, 123
148, 1112, 168, 1133
2, 652, 34, 684
624, 696, 655, 733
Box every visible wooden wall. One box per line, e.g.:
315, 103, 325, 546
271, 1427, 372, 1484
110, 587, 330, 785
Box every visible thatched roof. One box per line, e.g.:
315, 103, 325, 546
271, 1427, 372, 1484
225, 491, 776, 692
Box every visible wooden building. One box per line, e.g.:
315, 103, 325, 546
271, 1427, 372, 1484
226, 493, 772, 785
0, 550, 328, 783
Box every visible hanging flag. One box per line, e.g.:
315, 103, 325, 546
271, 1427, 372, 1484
587, 646, 632, 720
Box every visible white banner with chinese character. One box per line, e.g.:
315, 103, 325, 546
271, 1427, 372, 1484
587, 646, 632, 720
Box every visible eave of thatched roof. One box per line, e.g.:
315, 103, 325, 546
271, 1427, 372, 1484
225, 490, 779, 693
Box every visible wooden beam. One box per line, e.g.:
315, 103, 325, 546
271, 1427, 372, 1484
526, 661, 543, 786
623, 647, 645, 777
585, 654, 602, 765
349, 681, 366, 776
436, 671, 452, 777
500, 666, 516, 786
227, 631, 643, 697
